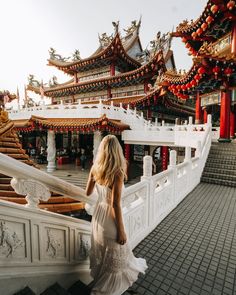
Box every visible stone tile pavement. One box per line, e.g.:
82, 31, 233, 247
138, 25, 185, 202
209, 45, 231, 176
124, 183, 236, 295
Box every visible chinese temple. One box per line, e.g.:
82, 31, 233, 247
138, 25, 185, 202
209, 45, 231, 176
162, 0, 236, 141
13, 20, 195, 174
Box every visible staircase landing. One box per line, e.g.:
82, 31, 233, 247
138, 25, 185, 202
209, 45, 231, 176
124, 183, 236, 295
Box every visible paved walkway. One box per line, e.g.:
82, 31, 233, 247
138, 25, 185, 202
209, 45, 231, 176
124, 183, 236, 295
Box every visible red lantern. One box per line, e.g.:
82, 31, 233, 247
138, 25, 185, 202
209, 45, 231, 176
194, 74, 201, 81
186, 83, 191, 89
191, 80, 197, 87
182, 37, 187, 42
227, 0, 235, 10
212, 66, 220, 76
185, 43, 191, 49
198, 67, 206, 75
201, 23, 208, 31
191, 32, 197, 39
211, 4, 219, 14
206, 16, 214, 24
224, 67, 233, 77
177, 85, 182, 90
196, 28, 203, 36
181, 84, 187, 91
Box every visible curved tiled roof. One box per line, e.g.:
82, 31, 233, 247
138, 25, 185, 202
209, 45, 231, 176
48, 33, 141, 74
28, 50, 165, 98
13, 114, 130, 133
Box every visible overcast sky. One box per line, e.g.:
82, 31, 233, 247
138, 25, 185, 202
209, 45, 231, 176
1, 0, 206, 101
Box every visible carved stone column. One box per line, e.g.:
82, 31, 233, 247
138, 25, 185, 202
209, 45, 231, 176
143, 155, 152, 178
47, 130, 56, 172
93, 131, 102, 162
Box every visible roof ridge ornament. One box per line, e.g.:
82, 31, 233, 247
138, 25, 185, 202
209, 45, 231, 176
72, 49, 81, 61
150, 31, 172, 56
123, 18, 141, 37
98, 32, 113, 47
48, 47, 69, 62
112, 21, 119, 34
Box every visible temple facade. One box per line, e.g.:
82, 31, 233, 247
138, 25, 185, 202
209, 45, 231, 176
162, 0, 236, 141
10, 20, 195, 176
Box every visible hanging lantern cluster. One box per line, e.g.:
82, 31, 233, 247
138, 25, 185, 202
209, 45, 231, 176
227, 1, 235, 10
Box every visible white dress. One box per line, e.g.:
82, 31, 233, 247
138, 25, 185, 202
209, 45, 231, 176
90, 183, 147, 295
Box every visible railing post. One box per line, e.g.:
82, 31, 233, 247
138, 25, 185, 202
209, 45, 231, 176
168, 150, 177, 168
196, 141, 202, 157
207, 114, 212, 125
184, 146, 191, 162
189, 116, 193, 125
141, 155, 153, 227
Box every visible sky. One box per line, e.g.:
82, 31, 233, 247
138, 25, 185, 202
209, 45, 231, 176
0, 0, 206, 105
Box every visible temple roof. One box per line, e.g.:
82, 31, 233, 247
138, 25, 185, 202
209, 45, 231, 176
172, 0, 235, 57
0, 111, 84, 213
48, 32, 141, 74
14, 114, 130, 133
28, 50, 165, 98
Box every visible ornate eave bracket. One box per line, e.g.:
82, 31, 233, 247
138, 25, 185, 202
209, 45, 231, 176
10, 178, 51, 209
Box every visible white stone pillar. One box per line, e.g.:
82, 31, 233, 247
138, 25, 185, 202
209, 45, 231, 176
93, 131, 102, 162
184, 146, 191, 162
47, 130, 56, 172
196, 141, 202, 157
189, 116, 193, 125
169, 150, 177, 167
142, 155, 152, 178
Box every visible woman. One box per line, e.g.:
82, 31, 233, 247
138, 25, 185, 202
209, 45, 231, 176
86, 135, 147, 295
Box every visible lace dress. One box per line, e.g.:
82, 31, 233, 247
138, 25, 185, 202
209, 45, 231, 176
90, 183, 147, 295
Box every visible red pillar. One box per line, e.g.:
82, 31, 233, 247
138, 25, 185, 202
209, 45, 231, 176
231, 22, 236, 54
203, 108, 208, 124
195, 92, 203, 124
162, 146, 168, 171
110, 63, 115, 76
124, 144, 131, 179
107, 87, 112, 99
230, 108, 235, 138
219, 90, 231, 142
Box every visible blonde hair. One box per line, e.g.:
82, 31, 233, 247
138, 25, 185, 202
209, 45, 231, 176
92, 135, 127, 187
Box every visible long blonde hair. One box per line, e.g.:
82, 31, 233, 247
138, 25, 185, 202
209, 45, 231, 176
92, 135, 127, 187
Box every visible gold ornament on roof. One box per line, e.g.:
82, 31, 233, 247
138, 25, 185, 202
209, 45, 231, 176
98, 33, 113, 47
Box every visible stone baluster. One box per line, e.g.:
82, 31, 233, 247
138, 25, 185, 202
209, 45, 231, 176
169, 150, 177, 168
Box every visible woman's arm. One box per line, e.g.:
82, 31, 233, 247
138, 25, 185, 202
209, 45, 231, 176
85, 168, 95, 196
112, 173, 127, 245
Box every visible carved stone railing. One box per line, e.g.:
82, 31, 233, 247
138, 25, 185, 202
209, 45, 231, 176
121, 118, 211, 248
0, 115, 212, 294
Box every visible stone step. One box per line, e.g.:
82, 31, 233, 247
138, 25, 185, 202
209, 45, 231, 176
201, 177, 236, 187
208, 154, 236, 161
40, 282, 71, 295
203, 167, 236, 176
205, 158, 236, 166
68, 280, 90, 295
209, 150, 236, 156
204, 162, 236, 170
202, 171, 236, 183
13, 286, 36, 295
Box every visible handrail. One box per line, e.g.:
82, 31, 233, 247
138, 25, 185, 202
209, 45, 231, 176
0, 153, 95, 205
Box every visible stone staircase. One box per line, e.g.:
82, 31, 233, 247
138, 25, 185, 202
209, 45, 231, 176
201, 141, 236, 187
13, 280, 90, 295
